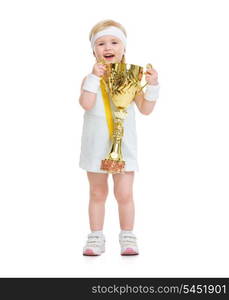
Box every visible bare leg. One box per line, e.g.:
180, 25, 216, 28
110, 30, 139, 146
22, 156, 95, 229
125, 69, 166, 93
87, 172, 109, 231
112, 171, 135, 230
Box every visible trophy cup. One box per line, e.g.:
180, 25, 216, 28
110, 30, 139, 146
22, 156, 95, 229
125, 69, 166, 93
100, 62, 152, 174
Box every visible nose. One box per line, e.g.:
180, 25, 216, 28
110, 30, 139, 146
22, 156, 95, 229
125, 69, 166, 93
104, 43, 112, 51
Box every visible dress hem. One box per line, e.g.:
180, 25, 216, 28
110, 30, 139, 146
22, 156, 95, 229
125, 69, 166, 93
79, 161, 139, 173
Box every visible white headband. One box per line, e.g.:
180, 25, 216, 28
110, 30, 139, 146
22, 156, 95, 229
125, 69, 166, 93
90, 26, 127, 51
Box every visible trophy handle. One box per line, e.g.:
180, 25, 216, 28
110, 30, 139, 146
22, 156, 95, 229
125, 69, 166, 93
136, 63, 153, 95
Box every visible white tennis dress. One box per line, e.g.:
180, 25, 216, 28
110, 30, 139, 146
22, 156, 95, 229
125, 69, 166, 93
79, 86, 139, 173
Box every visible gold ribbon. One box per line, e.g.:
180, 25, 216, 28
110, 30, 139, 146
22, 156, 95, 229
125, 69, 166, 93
100, 79, 114, 140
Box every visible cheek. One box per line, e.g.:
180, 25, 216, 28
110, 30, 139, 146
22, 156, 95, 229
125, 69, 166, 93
94, 47, 103, 56
116, 47, 124, 57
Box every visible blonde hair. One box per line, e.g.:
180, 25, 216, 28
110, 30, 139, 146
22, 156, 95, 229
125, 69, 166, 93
89, 19, 127, 63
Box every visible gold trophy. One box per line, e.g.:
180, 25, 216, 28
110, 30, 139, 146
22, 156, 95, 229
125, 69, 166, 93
100, 62, 152, 174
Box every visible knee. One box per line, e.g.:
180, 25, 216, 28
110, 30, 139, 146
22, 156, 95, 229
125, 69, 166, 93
114, 189, 133, 205
90, 184, 108, 202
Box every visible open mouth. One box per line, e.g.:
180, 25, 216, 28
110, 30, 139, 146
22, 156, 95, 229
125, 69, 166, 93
103, 54, 115, 60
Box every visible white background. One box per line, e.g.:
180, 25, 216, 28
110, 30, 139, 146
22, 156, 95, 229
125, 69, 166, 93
0, 0, 228, 277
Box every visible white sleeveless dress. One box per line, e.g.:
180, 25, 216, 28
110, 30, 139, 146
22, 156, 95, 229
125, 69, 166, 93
79, 87, 139, 173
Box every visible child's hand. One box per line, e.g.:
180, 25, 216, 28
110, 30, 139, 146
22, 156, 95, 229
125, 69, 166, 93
145, 64, 159, 85
92, 62, 107, 78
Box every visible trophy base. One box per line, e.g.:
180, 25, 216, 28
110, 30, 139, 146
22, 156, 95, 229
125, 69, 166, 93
100, 159, 125, 174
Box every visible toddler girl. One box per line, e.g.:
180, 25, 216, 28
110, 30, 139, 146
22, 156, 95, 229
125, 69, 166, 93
79, 19, 160, 256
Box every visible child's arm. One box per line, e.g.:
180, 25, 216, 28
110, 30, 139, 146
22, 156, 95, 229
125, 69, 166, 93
134, 91, 157, 115
79, 76, 97, 110
79, 63, 106, 111
133, 66, 160, 115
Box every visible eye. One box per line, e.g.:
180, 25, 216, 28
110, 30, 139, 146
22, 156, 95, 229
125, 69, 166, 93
112, 41, 118, 44
98, 43, 104, 46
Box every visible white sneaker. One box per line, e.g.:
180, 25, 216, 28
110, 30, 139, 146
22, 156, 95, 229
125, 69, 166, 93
119, 231, 139, 255
83, 232, 105, 256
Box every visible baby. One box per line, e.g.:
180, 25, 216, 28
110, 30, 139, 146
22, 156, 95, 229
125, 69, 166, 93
79, 20, 160, 256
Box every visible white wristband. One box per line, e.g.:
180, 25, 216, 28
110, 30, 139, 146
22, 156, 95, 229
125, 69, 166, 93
144, 84, 160, 102
82, 73, 101, 94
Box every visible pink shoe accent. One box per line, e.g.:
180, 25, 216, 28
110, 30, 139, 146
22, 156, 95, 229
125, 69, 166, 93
121, 248, 139, 256
83, 249, 99, 256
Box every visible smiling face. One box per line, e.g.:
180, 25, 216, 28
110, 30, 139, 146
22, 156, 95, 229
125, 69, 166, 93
93, 35, 125, 64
